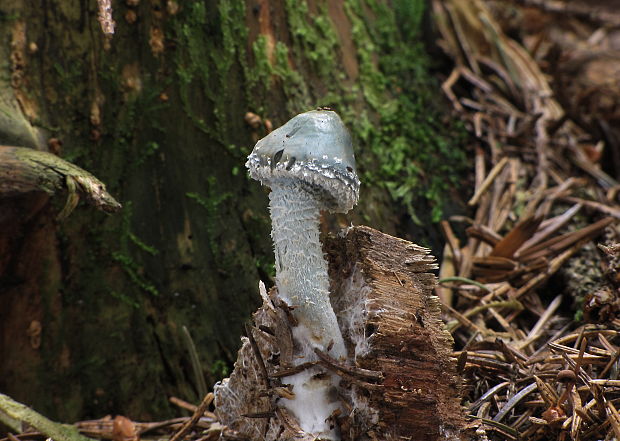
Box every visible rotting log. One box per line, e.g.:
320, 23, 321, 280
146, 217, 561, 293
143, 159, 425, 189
214, 226, 464, 441
0, 145, 121, 218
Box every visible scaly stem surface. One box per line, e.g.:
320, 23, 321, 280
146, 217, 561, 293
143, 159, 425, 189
269, 181, 346, 359
269, 181, 346, 439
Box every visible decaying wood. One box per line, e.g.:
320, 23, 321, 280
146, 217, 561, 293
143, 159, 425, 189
214, 226, 463, 441
0, 146, 121, 218
327, 227, 464, 441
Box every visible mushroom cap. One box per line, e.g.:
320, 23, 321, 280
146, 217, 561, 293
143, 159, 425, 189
246, 110, 360, 213
556, 369, 577, 383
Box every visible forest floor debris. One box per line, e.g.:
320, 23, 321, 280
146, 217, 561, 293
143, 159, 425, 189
434, 0, 620, 439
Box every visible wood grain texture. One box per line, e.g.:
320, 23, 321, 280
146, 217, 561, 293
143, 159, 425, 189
215, 226, 464, 441
327, 226, 464, 441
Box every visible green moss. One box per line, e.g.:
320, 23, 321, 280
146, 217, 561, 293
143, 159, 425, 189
248, 0, 468, 224
111, 202, 160, 297
284, 0, 339, 80
0, 10, 20, 22
168, 0, 467, 225
111, 251, 159, 297
51, 61, 85, 104
250, 35, 273, 91
128, 232, 159, 256
135, 141, 160, 166
273, 42, 311, 113
574, 307, 583, 323
172, 1, 215, 137
186, 177, 233, 257
109, 290, 140, 309
343, 0, 467, 223
256, 256, 276, 279
171, 0, 249, 149
210, 359, 230, 378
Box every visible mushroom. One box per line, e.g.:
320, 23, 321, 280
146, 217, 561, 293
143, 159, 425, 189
246, 109, 359, 438
556, 369, 577, 409
556, 369, 577, 384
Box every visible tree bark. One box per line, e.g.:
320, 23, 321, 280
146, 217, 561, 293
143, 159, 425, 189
0, 0, 466, 423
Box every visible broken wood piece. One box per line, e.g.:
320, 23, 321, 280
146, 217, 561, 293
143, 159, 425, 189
169, 393, 215, 441
561, 196, 620, 219
328, 226, 463, 440
490, 216, 543, 259
468, 156, 510, 206
214, 226, 464, 440
517, 217, 615, 261
466, 224, 502, 247
0, 145, 121, 218
518, 204, 582, 252
437, 242, 457, 305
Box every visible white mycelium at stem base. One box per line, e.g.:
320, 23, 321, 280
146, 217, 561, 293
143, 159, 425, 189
246, 110, 359, 440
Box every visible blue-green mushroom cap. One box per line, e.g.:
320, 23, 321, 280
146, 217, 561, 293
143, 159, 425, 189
246, 110, 360, 213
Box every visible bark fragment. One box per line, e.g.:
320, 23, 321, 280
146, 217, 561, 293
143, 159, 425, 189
214, 226, 464, 441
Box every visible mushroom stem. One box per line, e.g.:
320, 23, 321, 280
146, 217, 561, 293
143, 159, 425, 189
245, 109, 358, 439
269, 181, 346, 439
269, 181, 346, 360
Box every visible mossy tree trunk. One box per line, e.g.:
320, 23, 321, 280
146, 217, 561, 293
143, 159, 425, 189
0, 0, 465, 422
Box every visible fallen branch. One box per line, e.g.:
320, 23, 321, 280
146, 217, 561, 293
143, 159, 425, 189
0, 393, 94, 441
0, 146, 121, 218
